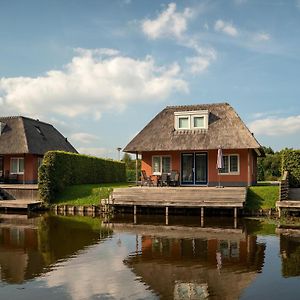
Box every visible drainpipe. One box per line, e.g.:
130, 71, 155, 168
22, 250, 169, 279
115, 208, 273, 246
135, 152, 138, 186
247, 149, 251, 187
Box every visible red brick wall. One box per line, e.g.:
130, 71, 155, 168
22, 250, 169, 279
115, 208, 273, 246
141, 149, 258, 186
2, 154, 41, 183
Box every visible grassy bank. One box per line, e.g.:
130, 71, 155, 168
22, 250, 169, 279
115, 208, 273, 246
53, 182, 129, 206
246, 185, 279, 210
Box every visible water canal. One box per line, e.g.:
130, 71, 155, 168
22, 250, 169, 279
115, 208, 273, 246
0, 213, 299, 300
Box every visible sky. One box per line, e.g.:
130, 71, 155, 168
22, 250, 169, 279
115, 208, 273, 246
0, 0, 300, 159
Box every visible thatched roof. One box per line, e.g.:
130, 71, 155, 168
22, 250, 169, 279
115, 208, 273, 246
124, 103, 262, 153
0, 116, 77, 155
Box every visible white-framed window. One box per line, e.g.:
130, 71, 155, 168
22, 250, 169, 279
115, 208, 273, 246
219, 154, 239, 175
11, 158, 24, 175
174, 110, 209, 130
152, 156, 171, 175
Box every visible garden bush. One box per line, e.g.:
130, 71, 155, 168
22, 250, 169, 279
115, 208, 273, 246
39, 151, 126, 203
282, 149, 300, 187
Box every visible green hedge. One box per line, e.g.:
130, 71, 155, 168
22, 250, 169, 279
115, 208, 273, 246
282, 149, 300, 187
38, 151, 126, 203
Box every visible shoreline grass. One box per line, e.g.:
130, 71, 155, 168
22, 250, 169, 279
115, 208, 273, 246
52, 182, 129, 206
245, 185, 279, 210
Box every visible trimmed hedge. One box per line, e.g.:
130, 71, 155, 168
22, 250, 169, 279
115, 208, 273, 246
282, 149, 300, 187
38, 151, 126, 203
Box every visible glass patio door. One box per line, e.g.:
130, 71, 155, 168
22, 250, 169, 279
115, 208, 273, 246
181, 153, 207, 185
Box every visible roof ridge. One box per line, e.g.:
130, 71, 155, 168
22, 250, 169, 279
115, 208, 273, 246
166, 102, 230, 109
0, 116, 53, 127
20, 117, 30, 153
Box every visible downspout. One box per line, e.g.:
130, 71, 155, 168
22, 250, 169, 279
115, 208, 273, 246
23, 153, 25, 185
247, 149, 251, 187
135, 152, 138, 186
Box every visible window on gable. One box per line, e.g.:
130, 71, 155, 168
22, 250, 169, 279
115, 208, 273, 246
193, 116, 205, 128
178, 117, 189, 129
174, 110, 208, 130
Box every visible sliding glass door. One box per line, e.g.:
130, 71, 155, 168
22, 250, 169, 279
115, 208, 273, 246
181, 153, 207, 185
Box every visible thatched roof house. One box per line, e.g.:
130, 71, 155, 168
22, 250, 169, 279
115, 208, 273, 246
0, 116, 77, 184
124, 103, 263, 187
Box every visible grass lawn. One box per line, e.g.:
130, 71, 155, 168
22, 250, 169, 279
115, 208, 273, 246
246, 185, 279, 210
53, 182, 129, 206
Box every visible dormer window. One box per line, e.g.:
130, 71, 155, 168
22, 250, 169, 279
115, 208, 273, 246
174, 110, 208, 130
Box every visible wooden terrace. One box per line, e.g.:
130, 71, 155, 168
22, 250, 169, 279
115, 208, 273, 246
0, 184, 41, 211
276, 171, 300, 217
109, 186, 247, 218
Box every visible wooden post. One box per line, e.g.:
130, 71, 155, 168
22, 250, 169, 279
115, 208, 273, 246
234, 217, 237, 229
166, 206, 169, 225
135, 152, 138, 186
134, 205, 137, 215
278, 207, 281, 218
201, 207, 204, 218
234, 207, 237, 219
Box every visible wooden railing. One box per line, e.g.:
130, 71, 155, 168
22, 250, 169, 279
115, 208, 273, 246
279, 171, 289, 201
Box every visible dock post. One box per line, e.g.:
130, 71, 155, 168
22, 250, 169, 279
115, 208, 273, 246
278, 207, 281, 218
166, 206, 169, 225
201, 207, 204, 227
133, 205, 137, 224
234, 207, 237, 219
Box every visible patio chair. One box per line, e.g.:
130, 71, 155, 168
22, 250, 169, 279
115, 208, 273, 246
141, 170, 154, 187
158, 173, 169, 187
169, 171, 179, 186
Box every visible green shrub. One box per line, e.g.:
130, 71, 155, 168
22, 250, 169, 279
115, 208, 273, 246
39, 151, 126, 203
282, 150, 300, 187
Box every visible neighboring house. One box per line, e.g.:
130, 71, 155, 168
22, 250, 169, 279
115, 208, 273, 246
0, 116, 77, 184
124, 103, 263, 187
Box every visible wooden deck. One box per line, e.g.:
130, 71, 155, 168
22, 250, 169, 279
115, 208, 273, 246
276, 188, 300, 216
0, 199, 41, 210
111, 187, 246, 208
107, 222, 244, 240
0, 184, 41, 210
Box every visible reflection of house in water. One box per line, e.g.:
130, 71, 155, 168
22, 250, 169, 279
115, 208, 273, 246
118, 223, 265, 300
278, 229, 300, 278
0, 214, 111, 284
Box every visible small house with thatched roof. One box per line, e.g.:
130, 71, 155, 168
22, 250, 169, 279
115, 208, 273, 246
124, 103, 263, 187
0, 116, 77, 184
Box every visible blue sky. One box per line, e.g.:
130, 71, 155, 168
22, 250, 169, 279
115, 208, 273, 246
1, 0, 300, 158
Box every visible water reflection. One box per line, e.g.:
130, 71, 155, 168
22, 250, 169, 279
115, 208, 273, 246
278, 228, 300, 278
110, 216, 265, 299
1, 213, 300, 299
0, 213, 112, 284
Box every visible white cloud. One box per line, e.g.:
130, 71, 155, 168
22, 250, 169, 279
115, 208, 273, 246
142, 3, 193, 40
253, 32, 271, 42
141, 3, 216, 74
214, 20, 238, 37
186, 56, 210, 74
70, 132, 100, 144
0, 49, 188, 120
249, 115, 300, 136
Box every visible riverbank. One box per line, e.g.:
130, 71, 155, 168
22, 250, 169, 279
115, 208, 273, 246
51, 183, 279, 212
52, 182, 129, 206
